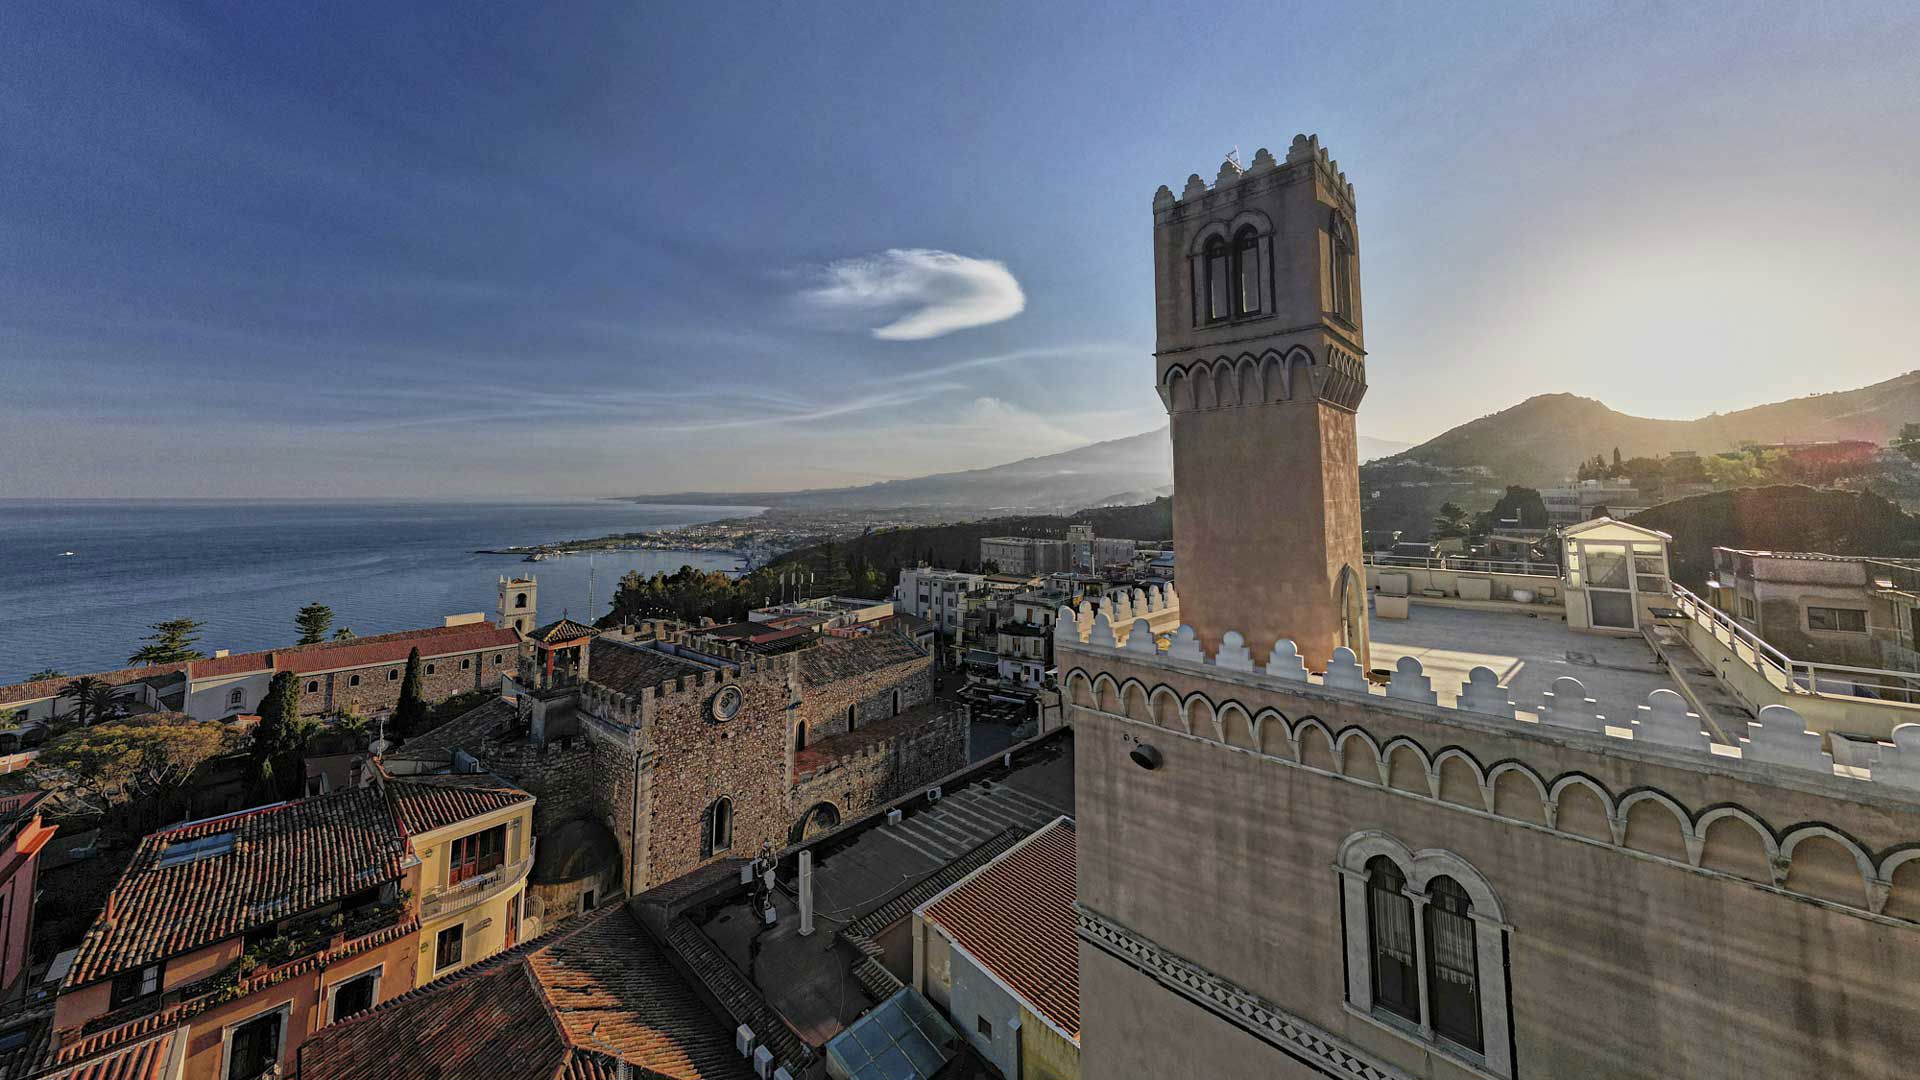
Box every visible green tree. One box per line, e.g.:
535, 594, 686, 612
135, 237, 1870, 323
294, 603, 335, 645
1612, 446, 1622, 469
1430, 502, 1471, 540
1894, 423, 1920, 463
129, 618, 206, 666
250, 671, 310, 800
392, 648, 428, 737
1489, 486, 1549, 530
26, 668, 63, 682
32, 713, 232, 831
61, 677, 118, 726
332, 627, 356, 641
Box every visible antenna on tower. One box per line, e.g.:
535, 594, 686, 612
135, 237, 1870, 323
1226, 146, 1242, 170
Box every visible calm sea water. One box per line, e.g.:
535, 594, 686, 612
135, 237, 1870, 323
0, 499, 756, 683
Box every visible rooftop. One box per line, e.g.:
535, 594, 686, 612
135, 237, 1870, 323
921, 817, 1078, 1041
587, 638, 716, 697
527, 617, 600, 645
298, 905, 751, 1080
1367, 602, 1749, 740
795, 633, 925, 688
792, 703, 956, 779
384, 771, 533, 837
69, 787, 407, 987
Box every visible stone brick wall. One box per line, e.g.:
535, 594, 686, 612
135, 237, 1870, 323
791, 706, 970, 826
296, 647, 513, 717
794, 658, 933, 747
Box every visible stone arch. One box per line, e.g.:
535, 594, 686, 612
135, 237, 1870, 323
1213, 362, 1234, 409
1878, 848, 1920, 921
1194, 364, 1219, 409
1186, 220, 1233, 256
1284, 345, 1315, 393
1550, 774, 1615, 842
1255, 709, 1291, 758
1218, 702, 1256, 750
790, 801, 841, 843
1148, 685, 1183, 732
1258, 350, 1287, 403
1235, 355, 1261, 407
1183, 693, 1219, 741
1294, 717, 1337, 772
1335, 830, 1509, 924
1431, 748, 1485, 808
1121, 679, 1151, 722
1065, 669, 1095, 708
1487, 761, 1549, 824
1225, 208, 1275, 238
1336, 564, 1364, 656
1694, 806, 1777, 880
1781, 825, 1874, 907
1381, 738, 1430, 794
1092, 673, 1121, 714
1165, 367, 1195, 412
1336, 727, 1380, 781
1618, 789, 1692, 862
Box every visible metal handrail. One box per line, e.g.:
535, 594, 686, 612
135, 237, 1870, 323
1364, 553, 1562, 577
421, 853, 532, 920
1670, 585, 1920, 705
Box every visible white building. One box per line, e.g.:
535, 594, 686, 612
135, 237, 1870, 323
893, 568, 985, 636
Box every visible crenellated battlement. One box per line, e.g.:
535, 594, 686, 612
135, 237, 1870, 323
1153, 133, 1356, 214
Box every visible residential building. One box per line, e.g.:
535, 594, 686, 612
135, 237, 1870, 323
915, 816, 1079, 1080
1541, 479, 1646, 526
1709, 548, 1920, 677
1060, 137, 1920, 1080
894, 568, 986, 637
748, 595, 894, 628
25, 770, 533, 1080
0, 794, 54, 1008
980, 537, 1071, 577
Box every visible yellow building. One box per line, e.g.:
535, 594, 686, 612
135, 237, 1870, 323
385, 773, 536, 986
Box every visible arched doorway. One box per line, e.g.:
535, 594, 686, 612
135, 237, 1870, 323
790, 802, 841, 844
1337, 565, 1366, 662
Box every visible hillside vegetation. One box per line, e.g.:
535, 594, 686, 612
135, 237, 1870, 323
1391, 370, 1920, 486
1627, 485, 1920, 589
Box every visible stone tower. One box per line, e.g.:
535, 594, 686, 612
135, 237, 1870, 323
498, 575, 537, 636
1151, 135, 1368, 671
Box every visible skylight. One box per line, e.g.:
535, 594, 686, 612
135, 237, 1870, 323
825, 987, 960, 1080
154, 832, 236, 868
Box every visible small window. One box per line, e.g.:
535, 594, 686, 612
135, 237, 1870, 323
580, 889, 596, 913
515, 592, 528, 609
435, 925, 464, 971
1366, 856, 1419, 1022
1204, 236, 1230, 322
1329, 212, 1355, 320
330, 969, 379, 1022
226, 687, 245, 708
976, 1015, 993, 1038
305, 680, 319, 694
110, 963, 162, 1008
348, 675, 361, 688
892, 689, 901, 717
1807, 606, 1867, 633
388, 669, 399, 682
702, 797, 733, 857
425, 663, 436, 675
1232, 226, 1260, 315
1738, 596, 1756, 620
493, 654, 503, 665
461, 658, 472, 671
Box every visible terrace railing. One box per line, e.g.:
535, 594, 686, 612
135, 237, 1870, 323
1363, 553, 1561, 577
1671, 584, 1920, 706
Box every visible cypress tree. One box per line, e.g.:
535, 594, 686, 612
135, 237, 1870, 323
393, 647, 427, 736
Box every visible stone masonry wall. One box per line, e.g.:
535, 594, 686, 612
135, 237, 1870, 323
297, 647, 513, 718
794, 658, 934, 747
791, 706, 970, 826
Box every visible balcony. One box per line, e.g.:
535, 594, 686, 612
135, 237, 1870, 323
421, 852, 533, 921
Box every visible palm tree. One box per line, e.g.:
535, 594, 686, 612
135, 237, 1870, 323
60, 677, 116, 726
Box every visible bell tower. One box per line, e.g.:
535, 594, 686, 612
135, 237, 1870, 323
498, 575, 537, 636
1151, 134, 1368, 671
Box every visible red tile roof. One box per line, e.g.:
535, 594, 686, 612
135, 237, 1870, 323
0, 665, 188, 707
299, 907, 752, 1080
43, 1028, 177, 1080
67, 788, 407, 988
922, 817, 1079, 1040
385, 772, 533, 837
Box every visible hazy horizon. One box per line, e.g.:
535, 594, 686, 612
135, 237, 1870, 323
4, 2, 1916, 498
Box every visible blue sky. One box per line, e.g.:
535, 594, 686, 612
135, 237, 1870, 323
2, 1, 1917, 497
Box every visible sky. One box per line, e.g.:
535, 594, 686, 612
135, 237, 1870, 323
1, 1, 1916, 498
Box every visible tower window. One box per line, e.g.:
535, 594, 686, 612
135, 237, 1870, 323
1426, 876, 1482, 1052
1204, 236, 1231, 322
702, 797, 733, 857
1233, 226, 1260, 315
515, 592, 527, 609
1330, 213, 1355, 320
1366, 856, 1419, 1022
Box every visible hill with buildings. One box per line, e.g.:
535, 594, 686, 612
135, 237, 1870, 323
632, 428, 1411, 514
1386, 370, 1920, 486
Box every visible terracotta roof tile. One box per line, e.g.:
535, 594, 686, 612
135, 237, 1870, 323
922, 818, 1078, 1040
67, 788, 407, 988
587, 640, 711, 697
796, 632, 925, 688
0, 666, 187, 707
300, 907, 751, 1080
386, 773, 533, 837
529, 618, 600, 645
43, 1029, 177, 1080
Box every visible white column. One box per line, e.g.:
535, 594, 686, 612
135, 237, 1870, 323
798, 850, 816, 937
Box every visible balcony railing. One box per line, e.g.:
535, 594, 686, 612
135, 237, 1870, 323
421, 853, 533, 920
1363, 553, 1561, 577
1671, 584, 1920, 706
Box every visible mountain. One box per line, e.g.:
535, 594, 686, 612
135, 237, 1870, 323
634, 428, 1413, 514
1389, 371, 1920, 486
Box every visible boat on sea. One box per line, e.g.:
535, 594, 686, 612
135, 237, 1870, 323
523, 552, 548, 562
58, 552, 75, 557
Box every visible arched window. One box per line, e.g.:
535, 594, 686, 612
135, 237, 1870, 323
1366, 856, 1419, 1022
514, 592, 528, 609
1329, 213, 1354, 320
305, 680, 319, 694
847, 703, 858, 731
892, 689, 901, 717
702, 797, 733, 857
1232, 227, 1260, 315
388, 669, 399, 682
1204, 236, 1231, 322
226, 688, 244, 709
1426, 876, 1482, 1052
348, 675, 361, 688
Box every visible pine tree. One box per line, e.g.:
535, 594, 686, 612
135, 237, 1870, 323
294, 603, 335, 645
129, 618, 206, 666
393, 647, 428, 737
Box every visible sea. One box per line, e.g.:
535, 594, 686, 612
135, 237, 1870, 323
0, 499, 758, 684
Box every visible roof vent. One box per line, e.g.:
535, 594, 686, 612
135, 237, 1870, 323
735, 1025, 755, 1057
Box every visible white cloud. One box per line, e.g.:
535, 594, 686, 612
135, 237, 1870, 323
800, 249, 1025, 340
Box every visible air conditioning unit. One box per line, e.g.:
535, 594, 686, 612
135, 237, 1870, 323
928, 786, 943, 804
886, 809, 903, 826
735, 1025, 754, 1057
